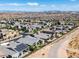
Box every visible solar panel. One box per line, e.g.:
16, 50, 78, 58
15, 43, 27, 52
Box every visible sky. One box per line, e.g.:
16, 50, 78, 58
0, 0, 79, 12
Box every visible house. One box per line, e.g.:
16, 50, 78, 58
31, 23, 43, 29
41, 29, 54, 35
0, 20, 7, 24
0, 46, 17, 58
27, 23, 43, 32
67, 24, 74, 29
0, 41, 29, 58
16, 35, 43, 45
34, 32, 52, 40
13, 22, 21, 29
53, 25, 66, 33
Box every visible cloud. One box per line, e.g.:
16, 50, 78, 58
0, 3, 25, 6
40, 4, 47, 7
7, 3, 25, 6
51, 5, 56, 7
0, 3, 79, 11
70, 0, 77, 2
0, 2, 39, 7
27, 2, 39, 6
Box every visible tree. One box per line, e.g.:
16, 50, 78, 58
32, 29, 38, 34
21, 27, 29, 32
29, 43, 37, 51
